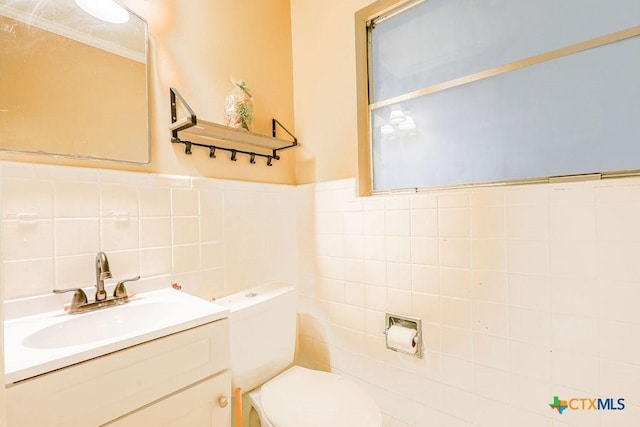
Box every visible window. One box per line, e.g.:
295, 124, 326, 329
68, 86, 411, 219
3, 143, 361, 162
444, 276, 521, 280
356, 0, 640, 194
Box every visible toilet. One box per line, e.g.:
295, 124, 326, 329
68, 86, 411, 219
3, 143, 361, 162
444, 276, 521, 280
217, 282, 382, 427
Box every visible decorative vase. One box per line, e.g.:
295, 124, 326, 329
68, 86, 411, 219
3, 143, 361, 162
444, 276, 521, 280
223, 81, 253, 131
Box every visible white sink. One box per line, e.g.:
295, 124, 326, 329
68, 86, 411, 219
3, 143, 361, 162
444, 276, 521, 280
4, 288, 228, 384
22, 301, 179, 349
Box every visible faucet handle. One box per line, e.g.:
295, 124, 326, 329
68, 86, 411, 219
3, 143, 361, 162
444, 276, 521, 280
113, 276, 141, 298
53, 288, 88, 306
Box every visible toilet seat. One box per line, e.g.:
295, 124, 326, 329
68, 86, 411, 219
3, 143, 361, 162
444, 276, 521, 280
260, 366, 382, 427
246, 389, 275, 427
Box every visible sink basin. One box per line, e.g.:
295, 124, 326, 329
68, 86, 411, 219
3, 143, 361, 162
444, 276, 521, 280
4, 288, 229, 384
22, 301, 178, 349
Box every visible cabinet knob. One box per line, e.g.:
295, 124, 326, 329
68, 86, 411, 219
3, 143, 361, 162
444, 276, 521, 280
218, 396, 229, 408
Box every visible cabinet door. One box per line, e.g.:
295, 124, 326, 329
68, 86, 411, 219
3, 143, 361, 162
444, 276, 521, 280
7, 320, 229, 427
106, 371, 231, 427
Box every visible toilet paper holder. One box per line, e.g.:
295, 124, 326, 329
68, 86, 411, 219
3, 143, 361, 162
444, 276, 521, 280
384, 313, 423, 359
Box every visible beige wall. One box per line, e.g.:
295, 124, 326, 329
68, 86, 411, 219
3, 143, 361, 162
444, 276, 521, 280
291, 0, 370, 184
2, 0, 369, 185
1, 0, 296, 185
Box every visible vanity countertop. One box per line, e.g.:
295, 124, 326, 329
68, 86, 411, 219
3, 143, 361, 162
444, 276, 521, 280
4, 288, 228, 384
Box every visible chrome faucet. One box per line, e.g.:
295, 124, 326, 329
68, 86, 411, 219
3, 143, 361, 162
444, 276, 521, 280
95, 251, 112, 301
53, 252, 141, 314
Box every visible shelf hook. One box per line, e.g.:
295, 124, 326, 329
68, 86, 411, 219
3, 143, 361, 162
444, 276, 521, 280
266, 156, 273, 166
230, 150, 237, 161
185, 142, 192, 155
250, 153, 256, 164
209, 146, 216, 158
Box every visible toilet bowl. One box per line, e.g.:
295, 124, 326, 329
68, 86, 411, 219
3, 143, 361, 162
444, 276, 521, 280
217, 283, 382, 427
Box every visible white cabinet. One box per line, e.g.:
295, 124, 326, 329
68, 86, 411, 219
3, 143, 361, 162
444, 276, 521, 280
6, 319, 230, 426
106, 371, 231, 426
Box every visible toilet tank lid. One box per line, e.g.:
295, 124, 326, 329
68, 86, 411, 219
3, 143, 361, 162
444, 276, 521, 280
261, 366, 382, 427
215, 282, 295, 313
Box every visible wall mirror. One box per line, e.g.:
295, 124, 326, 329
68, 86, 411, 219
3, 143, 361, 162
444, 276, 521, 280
0, 0, 149, 163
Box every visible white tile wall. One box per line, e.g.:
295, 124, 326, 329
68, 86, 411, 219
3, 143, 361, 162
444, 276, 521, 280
3, 162, 640, 426
0, 162, 296, 300
297, 178, 640, 427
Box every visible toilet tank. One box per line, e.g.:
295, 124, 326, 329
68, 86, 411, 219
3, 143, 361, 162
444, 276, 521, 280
216, 282, 297, 392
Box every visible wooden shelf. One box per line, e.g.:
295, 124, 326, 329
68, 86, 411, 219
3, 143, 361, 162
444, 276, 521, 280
169, 88, 297, 165
170, 117, 293, 151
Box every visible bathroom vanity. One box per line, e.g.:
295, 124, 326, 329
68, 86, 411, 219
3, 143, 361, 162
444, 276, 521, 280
4, 288, 231, 426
